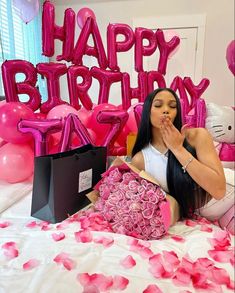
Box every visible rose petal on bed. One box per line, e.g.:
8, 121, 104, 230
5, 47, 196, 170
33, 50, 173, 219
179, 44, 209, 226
56, 221, 69, 230
227, 279, 235, 290
111, 275, 129, 290
75, 230, 92, 243
26, 221, 38, 228
192, 273, 222, 293
172, 267, 191, 286
197, 257, 214, 268
4, 248, 19, 259
77, 273, 91, 286
51, 232, 65, 242
208, 249, 234, 263
82, 285, 100, 293
90, 273, 113, 291
143, 284, 163, 293
149, 254, 173, 278
40, 222, 51, 231
23, 259, 40, 270
211, 266, 230, 285
0, 221, 11, 228
171, 235, 185, 242
208, 230, 231, 250
200, 225, 213, 233
181, 257, 194, 274
63, 258, 76, 271
139, 247, 154, 259
93, 236, 114, 247
185, 219, 197, 227
53, 252, 69, 264
1, 241, 16, 249
163, 251, 180, 266
120, 255, 136, 269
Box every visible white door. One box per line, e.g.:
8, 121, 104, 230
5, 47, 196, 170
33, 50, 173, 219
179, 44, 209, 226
139, 27, 198, 87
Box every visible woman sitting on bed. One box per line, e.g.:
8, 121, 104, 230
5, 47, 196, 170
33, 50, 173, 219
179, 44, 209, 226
131, 88, 230, 223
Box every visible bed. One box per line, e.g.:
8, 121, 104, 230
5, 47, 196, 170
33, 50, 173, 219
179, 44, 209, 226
0, 179, 234, 293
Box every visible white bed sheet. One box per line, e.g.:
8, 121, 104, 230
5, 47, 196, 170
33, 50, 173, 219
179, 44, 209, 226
0, 184, 234, 293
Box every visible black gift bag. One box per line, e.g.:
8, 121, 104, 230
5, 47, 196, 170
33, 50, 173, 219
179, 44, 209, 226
31, 144, 107, 223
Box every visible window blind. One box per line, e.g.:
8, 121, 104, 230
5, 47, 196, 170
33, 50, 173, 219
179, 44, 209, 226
0, 0, 48, 101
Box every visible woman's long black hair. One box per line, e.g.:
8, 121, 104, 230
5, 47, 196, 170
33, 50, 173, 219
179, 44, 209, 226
132, 88, 207, 219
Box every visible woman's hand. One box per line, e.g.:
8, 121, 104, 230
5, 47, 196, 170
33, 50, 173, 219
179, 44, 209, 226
160, 116, 186, 152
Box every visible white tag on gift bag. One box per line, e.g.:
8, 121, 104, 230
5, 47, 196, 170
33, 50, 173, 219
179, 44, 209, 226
78, 168, 93, 193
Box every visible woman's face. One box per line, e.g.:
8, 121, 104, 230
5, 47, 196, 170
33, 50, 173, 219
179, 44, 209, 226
150, 90, 177, 128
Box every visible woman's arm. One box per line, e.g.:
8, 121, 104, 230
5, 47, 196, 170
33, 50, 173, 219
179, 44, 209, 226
161, 118, 226, 199
131, 151, 145, 170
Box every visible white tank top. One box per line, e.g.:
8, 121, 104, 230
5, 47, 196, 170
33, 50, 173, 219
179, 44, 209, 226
142, 144, 169, 193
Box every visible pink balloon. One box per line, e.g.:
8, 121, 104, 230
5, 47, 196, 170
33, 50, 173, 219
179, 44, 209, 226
67, 65, 93, 110
107, 23, 135, 71
164, 30, 180, 58
34, 112, 47, 120
37, 62, 67, 113
13, 0, 39, 24
59, 114, 93, 152
125, 104, 139, 133
133, 103, 143, 127
76, 7, 96, 29
73, 17, 108, 69
89, 103, 117, 140
0, 102, 34, 143
1, 60, 41, 112
96, 110, 128, 151
121, 72, 148, 110
135, 28, 157, 72
156, 29, 180, 75
42, 1, 75, 61
18, 119, 62, 156
148, 71, 166, 93
226, 40, 235, 75
47, 104, 78, 121
183, 77, 210, 110
77, 107, 92, 128
0, 143, 34, 183
91, 66, 122, 104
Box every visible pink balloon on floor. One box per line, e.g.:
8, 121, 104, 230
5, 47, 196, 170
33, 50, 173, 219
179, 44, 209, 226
0, 102, 34, 143
0, 143, 34, 183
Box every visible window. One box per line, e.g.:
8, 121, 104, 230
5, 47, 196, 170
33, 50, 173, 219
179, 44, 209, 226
0, 0, 48, 101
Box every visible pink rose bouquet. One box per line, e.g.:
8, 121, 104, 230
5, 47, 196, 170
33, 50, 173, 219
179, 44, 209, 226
94, 162, 169, 240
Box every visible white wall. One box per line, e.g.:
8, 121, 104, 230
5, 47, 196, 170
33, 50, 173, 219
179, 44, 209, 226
51, 0, 234, 106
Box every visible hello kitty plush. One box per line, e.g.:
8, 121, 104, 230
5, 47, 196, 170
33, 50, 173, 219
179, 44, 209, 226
206, 103, 235, 169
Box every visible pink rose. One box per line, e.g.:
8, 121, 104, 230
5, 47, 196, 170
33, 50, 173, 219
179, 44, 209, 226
128, 180, 140, 193
108, 168, 122, 182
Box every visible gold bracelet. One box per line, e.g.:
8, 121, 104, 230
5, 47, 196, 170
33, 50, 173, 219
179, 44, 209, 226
182, 157, 193, 173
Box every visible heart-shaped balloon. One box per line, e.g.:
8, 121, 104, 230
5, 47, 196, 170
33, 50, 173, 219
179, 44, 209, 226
13, 0, 39, 24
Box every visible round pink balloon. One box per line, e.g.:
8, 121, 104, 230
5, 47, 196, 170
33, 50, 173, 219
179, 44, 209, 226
0, 102, 35, 143
0, 143, 34, 183
13, 0, 39, 24
77, 7, 96, 29
89, 103, 117, 144
47, 104, 78, 122
226, 40, 235, 75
